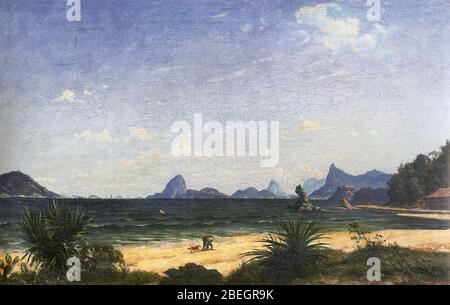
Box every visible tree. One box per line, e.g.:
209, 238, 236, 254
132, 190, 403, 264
21, 201, 91, 279
387, 140, 450, 205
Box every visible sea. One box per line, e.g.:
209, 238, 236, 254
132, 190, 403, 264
0, 198, 448, 251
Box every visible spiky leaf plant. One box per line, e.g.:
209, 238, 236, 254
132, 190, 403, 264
242, 218, 328, 282
21, 200, 91, 279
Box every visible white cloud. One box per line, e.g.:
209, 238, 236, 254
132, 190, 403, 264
240, 23, 253, 33
211, 12, 227, 19
75, 129, 113, 142
295, 3, 385, 52
55, 89, 76, 102
84, 90, 93, 96
128, 127, 152, 141
298, 120, 324, 132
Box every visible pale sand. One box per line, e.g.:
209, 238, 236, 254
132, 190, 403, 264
397, 213, 450, 221
120, 228, 450, 276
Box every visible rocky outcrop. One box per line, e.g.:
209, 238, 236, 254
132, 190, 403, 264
0, 171, 60, 198
328, 185, 389, 205
292, 185, 323, 212
328, 185, 358, 203
340, 197, 353, 209
310, 164, 391, 199
231, 187, 277, 199
266, 180, 288, 198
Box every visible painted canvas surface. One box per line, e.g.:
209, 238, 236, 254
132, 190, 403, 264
0, 0, 449, 285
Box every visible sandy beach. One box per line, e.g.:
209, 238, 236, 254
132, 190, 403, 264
3, 209, 449, 277
120, 227, 450, 275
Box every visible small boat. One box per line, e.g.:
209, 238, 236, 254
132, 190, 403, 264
159, 209, 166, 216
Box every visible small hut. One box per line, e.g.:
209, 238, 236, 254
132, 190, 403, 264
423, 188, 450, 210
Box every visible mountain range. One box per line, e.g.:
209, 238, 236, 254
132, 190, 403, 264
0, 165, 391, 201
147, 175, 286, 199
310, 164, 392, 199
0, 171, 60, 198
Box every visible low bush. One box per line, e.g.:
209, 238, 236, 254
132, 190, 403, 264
160, 263, 224, 285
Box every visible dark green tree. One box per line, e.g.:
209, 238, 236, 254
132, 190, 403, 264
21, 201, 91, 279
387, 140, 449, 205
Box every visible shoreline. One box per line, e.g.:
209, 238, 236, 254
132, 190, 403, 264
120, 227, 450, 276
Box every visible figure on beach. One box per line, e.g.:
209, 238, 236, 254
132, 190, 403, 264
202, 235, 214, 251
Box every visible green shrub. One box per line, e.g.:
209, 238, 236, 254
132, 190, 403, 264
242, 218, 328, 283
226, 262, 266, 285
79, 242, 126, 281
344, 244, 450, 283
116, 270, 161, 285
160, 263, 224, 285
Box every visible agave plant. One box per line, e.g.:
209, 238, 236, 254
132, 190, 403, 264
21, 200, 92, 279
242, 218, 328, 281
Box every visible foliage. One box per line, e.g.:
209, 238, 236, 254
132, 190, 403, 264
342, 245, 450, 284
114, 270, 161, 285
79, 242, 126, 281
348, 222, 386, 249
0, 253, 20, 282
21, 201, 91, 279
160, 263, 224, 285
226, 261, 266, 285
387, 140, 449, 205
242, 218, 328, 283
295, 184, 309, 204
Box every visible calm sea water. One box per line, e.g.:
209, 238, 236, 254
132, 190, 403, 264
0, 198, 448, 251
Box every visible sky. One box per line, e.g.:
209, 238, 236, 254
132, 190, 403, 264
0, 0, 449, 197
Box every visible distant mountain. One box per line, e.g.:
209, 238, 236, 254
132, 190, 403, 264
185, 188, 229, 198
147, 175, 228, 199
147, 175, 187, 198
266, 180, 288, 198
303, 178, 325, 194
310, 164, 391, 199
231, 187, 277, 199
0, 171, 60, 198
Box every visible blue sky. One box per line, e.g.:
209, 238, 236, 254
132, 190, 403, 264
0, 0, 449, 197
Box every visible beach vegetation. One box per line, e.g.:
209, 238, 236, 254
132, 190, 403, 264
160, 262, 224, 285
21, 201, 91, 280
241, 218, 328, 283
0, 253, 20, 282
78, 242, 126, 281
